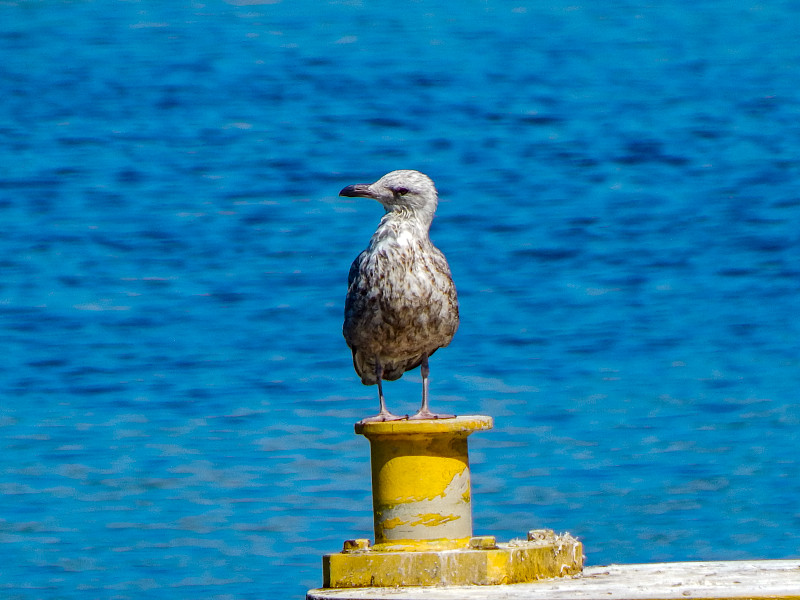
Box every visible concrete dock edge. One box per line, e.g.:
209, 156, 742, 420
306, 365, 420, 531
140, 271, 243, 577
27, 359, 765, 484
308, 559, 800, 600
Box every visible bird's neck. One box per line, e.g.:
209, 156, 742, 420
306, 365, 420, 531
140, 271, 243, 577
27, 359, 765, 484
373, 210, 431, 246
382, 206, 433, 230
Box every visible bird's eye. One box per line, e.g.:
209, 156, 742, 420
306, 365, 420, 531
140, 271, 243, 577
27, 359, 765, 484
394, 187, 409, 196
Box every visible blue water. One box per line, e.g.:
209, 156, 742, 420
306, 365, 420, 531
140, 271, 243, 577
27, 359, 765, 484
2, 1, 799, 598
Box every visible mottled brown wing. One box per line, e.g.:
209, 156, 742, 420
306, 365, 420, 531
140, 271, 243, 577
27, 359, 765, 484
343, 250, 376, 384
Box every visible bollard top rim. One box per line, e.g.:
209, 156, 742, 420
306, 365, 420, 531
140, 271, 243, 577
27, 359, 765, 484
355, 415, 493, 436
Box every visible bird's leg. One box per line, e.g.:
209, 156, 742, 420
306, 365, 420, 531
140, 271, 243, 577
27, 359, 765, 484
409, 353, 455, 420
358, 359, 407, 424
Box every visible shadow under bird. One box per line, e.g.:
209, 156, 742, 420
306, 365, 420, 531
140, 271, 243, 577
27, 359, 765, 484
340, 170, 459, 423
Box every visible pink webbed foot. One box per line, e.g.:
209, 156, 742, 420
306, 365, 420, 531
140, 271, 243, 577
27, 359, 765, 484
407, 409, 456, 420
357, 411, 408, 425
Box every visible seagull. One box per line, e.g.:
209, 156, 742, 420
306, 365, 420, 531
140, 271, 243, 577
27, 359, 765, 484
340, 170, 459, 423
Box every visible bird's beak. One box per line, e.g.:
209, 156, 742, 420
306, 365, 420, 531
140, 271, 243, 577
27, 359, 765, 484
339, 183, 374, 198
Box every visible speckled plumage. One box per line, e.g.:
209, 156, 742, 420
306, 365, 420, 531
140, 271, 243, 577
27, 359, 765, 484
340, 170, 459, 421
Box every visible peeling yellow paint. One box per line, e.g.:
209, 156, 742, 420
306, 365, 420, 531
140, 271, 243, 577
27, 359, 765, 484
410, 513, 460, 527
379, 517, 406, 530
357, 416, 493, 549
375, 454, 466, 503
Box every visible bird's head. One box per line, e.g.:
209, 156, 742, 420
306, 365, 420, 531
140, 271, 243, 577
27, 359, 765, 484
339, 170, 438, 224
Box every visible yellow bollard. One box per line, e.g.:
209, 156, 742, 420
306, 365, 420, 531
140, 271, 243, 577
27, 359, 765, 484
356, 415, 493, 552
320, 414, 584, 589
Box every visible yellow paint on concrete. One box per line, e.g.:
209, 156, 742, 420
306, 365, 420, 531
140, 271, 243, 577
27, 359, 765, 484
370, 536, 472, 553
322, 533, 583, 588
380, 517, 406, 530
341, 539, 370, 553
469, 535, 497, 550
374, 452, 466, 504
354, 416, 493, 437
409, 513, 460, 527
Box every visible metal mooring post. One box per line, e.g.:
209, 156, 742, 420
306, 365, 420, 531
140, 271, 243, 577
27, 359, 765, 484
362, 415, 491, 551
321, 415, 584, 589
